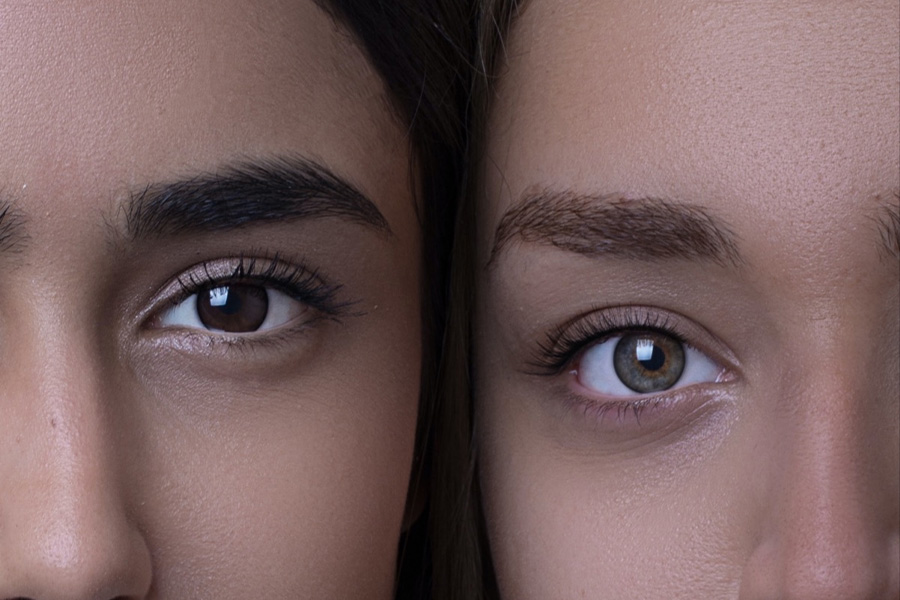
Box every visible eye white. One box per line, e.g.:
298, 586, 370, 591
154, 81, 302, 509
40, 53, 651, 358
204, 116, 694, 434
158, 287, 305, 333
577, 335, 721, 396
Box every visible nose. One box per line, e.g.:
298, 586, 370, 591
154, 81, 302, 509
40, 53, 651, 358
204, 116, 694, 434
739, 368, 900, 599
0, 348, 152, 598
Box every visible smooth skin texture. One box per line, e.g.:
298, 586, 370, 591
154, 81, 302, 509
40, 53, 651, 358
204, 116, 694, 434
475, 1, 900, 598
0, 1, 420, 598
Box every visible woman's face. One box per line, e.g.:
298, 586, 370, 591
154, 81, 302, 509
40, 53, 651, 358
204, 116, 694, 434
476, 1, 899, 597
0, 2, 420, 597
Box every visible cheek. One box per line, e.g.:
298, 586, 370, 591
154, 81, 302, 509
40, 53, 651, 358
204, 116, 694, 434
125, 317, 420, 596
142, 411, 412, 595
478, 380, 757, 599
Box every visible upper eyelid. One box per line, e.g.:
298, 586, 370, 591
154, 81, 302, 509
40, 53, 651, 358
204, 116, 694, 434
139, 256, 344, 326
173, 261, 310, 302
530, 307, 675, 372
528, 306, 740, 377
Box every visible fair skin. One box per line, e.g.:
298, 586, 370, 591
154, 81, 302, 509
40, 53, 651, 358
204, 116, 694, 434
475, 1, 899, 598
0, 1, 420, 597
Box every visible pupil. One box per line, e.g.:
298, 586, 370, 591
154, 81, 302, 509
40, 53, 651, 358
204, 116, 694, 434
197, 284, 269, 332
636, 343, 666, 372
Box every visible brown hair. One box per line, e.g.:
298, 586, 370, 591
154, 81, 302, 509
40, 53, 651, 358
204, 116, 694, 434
429, 1, 524, 598
316, 2, 476, 598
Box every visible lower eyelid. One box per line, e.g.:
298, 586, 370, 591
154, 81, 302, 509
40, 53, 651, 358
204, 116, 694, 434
557, 382, 736, 441
141, 314, 323, 362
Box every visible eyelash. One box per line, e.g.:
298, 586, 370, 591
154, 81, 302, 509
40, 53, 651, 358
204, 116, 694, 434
164, 252, 352, 325
529, 306, 682, 376
526, 306, 735, 429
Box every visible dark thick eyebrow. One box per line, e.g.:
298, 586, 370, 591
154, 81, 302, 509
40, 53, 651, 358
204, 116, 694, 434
490, 189, 743, 268
124, 156, 391, 241
0, 200, 27, 254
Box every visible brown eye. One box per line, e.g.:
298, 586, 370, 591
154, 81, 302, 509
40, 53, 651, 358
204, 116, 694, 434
197, 285, 269, 332
159, 283, 308, 334
612, 332, 685, 393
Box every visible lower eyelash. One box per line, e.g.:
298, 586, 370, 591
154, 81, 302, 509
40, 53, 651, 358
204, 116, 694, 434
166, 321, 316, 353
560, 384, 729, 434
565, 393, 663, 426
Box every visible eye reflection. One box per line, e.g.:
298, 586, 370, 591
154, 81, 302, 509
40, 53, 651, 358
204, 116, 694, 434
577, 330, 721, 396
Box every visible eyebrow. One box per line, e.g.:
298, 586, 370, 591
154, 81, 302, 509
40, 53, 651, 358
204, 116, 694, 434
124, 156, 392, 241
489, 189, 744, 268
0, 200, 27, 254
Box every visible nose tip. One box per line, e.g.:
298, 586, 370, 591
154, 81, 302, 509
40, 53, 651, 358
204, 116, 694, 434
740, 522, 899, 600
0, 501, 153, 600
739, 374, 900, 599
0, 464, 154, 600
0, 395, 152, 598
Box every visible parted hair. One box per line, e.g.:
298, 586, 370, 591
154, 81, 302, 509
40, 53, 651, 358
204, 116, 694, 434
427, 0, 523, 599
315, 2, 476, 598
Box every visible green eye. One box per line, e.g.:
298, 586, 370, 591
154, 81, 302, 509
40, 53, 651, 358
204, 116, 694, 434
576, 329, 720, 396
612, 332, 686, 393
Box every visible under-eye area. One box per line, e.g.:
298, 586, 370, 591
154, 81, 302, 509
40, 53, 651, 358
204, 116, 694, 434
142, 252, 356, 355
527, 305, 739, 436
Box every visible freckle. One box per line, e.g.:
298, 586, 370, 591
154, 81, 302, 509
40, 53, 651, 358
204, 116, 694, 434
50, 418, 56, 429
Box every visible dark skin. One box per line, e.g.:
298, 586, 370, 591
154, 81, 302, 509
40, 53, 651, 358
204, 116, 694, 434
0, 1, 421, 597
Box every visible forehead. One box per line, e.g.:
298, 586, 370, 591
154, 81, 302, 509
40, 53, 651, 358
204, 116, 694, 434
0, 0, 407, 222
485, 0, 899, 235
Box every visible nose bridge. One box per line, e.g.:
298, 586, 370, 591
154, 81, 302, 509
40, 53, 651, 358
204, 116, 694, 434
780, 373, 885, 589
741, 333, 900, 599
0, 321, 152, 597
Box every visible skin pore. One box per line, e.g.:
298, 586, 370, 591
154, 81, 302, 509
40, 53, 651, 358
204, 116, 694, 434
475, 1, 899, 598
0, 1, 421, 597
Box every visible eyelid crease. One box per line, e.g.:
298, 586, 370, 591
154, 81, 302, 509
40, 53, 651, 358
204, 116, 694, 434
556, 383, 737, 444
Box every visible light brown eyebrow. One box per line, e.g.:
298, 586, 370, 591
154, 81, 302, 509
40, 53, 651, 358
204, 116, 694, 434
489, 188, 744, 268
0, 200, 27, 254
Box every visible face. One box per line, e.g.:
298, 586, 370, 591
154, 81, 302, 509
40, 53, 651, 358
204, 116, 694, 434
475, 1, 900, 598
0, 2, 421, 597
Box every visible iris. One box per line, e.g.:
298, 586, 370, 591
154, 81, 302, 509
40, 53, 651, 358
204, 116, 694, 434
198, 285, 269, 332
613, 332, 685, 393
